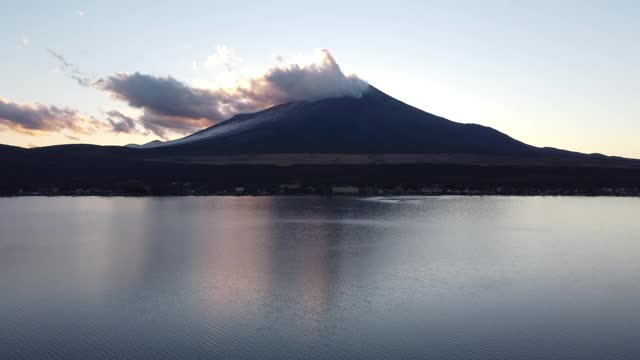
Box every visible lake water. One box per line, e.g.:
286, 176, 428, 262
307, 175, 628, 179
1, 196, 639, 359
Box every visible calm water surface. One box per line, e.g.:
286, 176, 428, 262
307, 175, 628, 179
1, 196, 639, 359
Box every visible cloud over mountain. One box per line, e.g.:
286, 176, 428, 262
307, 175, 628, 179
96, 73, 244, 138
248, 49, 369, 102
100, 73, 230, 120
19, 49, 367, 140
97, 49, 368, 138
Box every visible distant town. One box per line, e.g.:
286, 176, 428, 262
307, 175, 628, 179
6, 183, 640, 197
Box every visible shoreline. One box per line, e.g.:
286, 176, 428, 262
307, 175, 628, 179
3, 187, 639, 198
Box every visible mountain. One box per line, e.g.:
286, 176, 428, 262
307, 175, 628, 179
2, 85, 639, 196
142, 86, 547, 156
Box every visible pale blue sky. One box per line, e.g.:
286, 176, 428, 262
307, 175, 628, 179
1, 0, 639, 157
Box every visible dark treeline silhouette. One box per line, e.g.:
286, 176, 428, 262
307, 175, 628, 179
2, 145, 639, 196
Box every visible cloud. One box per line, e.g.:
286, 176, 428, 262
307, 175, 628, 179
47, 49, 94, 86
42, 48, 368, 139
96, 73, 246, 138
205, 45, 242, 72
21, 35, 29, 47
105, 110, 141, 134
250, 49, 369, 102
96, 49, 369, 138
0, 98, 103, 135
0, 98, 141, 137
98, 73, 232, 120
77, 10, 86, 17
105, 109, 207, 139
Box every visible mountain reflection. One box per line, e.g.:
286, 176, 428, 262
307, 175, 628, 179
193, 197, 275, 317
191, 197, 348, 324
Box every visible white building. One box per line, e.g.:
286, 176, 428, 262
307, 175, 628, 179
331, 186, 359, 194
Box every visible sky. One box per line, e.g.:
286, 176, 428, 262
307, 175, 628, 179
1, 0, 639, 158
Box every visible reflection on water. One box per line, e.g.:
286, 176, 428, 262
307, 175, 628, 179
1, 196, 640, 359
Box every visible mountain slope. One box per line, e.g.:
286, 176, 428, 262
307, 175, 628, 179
145, 86, 539, 156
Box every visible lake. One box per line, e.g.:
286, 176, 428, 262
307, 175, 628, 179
1, 196, 639, 359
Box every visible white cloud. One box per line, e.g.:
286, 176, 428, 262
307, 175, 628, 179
204, 45, 242, 71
